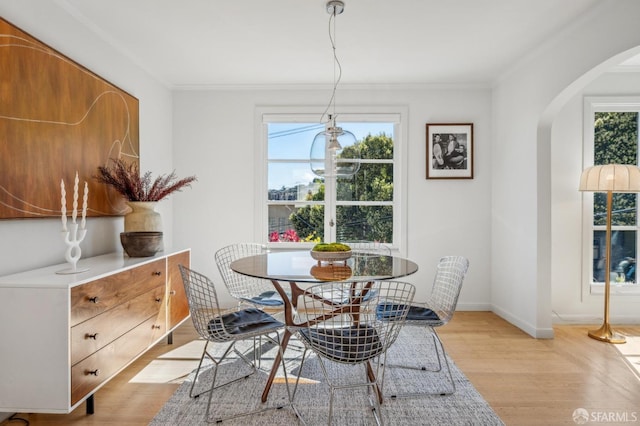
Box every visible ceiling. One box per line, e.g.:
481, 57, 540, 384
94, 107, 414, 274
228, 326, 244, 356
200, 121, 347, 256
58, 0, 633, 89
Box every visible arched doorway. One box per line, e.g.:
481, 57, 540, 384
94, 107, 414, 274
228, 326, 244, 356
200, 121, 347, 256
539, 47, 640, 331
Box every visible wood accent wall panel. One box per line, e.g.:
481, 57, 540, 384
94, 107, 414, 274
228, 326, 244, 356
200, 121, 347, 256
0, 18, 139, 219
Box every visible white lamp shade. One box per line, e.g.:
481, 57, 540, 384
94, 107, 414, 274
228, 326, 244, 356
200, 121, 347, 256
579, 164, 640, 193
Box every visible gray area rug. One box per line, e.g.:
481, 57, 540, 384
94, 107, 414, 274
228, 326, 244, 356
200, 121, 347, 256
150, 328, 504, 425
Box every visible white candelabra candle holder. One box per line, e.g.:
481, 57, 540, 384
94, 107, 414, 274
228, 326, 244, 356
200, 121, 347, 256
57, 172, 90, 275
59, 223, 88, 274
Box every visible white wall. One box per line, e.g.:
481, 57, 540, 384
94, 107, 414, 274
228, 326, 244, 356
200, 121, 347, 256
0, 2, 174, 277
492, 0, 640, 337
552, 72, 640, 323
172, 87, 493, 307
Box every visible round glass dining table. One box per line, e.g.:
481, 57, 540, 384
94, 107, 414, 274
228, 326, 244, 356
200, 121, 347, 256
230, 249, 419, 403
230, 250, 418, 283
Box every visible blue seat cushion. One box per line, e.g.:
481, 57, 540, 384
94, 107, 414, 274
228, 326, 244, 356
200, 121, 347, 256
406, 306, 440, 321
376, 303, 440, 322
299, 325, 382, 363
241, 290, 285, 307
208, 308, 283, 336
341, 288, 377, 304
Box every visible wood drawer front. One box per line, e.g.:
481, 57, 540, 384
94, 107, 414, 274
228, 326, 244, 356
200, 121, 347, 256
70, 315, 161, 406
71, 285, 165, 365
70, 258, 166, 326
168, 251, 190, 329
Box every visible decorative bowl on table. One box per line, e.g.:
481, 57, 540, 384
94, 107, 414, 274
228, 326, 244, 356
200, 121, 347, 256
120, 231, 163, 257
310, 242, 352, 264
310, 264, 353, 281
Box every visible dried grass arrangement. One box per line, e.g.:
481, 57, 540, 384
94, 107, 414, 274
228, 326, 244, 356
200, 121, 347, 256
95, 158, 197, 202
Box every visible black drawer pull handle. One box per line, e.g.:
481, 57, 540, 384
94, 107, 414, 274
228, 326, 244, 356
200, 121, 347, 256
86, 369, 100, 376
86, 333, 98, 340
155, 297, 162, 303
169, 290, 176, 296
153, 271, 162, 276
88, 296, 99, 303
152, 325, 161, 329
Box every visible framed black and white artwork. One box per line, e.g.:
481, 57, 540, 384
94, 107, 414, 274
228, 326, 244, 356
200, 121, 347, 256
426, 123, 474, 179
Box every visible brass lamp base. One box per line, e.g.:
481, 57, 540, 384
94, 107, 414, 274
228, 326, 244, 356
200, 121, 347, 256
588, 323, 626, 344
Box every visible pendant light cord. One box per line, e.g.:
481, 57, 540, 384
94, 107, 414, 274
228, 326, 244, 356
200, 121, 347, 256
320, 9, 343, 124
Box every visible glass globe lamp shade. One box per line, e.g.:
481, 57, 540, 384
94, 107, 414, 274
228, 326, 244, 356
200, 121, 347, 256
310, 126, 360, 178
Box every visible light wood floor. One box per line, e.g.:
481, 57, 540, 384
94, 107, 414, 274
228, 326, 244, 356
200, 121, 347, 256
3, 312, 639, 426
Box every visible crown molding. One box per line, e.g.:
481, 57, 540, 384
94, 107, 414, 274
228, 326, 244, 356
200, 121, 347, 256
171, 81, 491, 91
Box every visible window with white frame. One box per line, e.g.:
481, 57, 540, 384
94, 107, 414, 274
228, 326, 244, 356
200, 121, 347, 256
583, 97, 640, 291
256, 108, 406, 251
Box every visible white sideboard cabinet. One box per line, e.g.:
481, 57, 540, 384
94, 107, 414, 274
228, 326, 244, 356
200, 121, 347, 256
0, 248, 191, 414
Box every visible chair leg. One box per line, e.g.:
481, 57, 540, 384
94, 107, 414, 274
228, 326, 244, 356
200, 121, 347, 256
364, 363, 384, 426
327, 363, 384, 426
188, 341, 209, 398
431, 331, 456, 395
415, 333, 445, 374
382, 327, 456, 399
295, 357, 384, 426
189, 340, 221, 399
199, 331, 299, 423
288, 347, 309, 405
191, 340, 256, 399
280, 346, 306, 424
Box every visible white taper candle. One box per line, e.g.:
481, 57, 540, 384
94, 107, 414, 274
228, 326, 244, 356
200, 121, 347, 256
81, 181, 88, 229
61, 179, 67, 232
72, 172, 79, 223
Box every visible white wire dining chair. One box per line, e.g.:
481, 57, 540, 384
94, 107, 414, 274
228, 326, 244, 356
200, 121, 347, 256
342, 240, 392, 256
381, 255, 469, 398
178, 265, 291, 423
214, 243, 285, 309
288, 280, 416, 426
339, 241, 392, 304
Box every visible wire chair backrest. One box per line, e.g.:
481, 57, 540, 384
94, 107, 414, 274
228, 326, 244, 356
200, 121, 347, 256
179, 264, 234, 342
296, 280, 415, 364
342, 240, 392, 256
214, 243, 272, 300
426, 256, 469, 324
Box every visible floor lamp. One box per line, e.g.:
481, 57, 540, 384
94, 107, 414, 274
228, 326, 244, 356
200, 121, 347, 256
579, 164, 640, 344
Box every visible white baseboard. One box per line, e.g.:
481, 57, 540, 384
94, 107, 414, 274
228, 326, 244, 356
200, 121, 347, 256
455, 302, 492, 311
552, 312, 640, 325
491, 305, 555, 339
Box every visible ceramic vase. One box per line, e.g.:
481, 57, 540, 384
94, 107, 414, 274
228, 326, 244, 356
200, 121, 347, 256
124, 201, 162, 232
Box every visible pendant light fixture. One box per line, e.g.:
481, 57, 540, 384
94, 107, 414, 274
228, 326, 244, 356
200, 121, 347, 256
310, 0, 360, 178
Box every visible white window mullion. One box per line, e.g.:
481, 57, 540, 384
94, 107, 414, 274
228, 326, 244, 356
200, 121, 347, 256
324, 177, 337, 242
